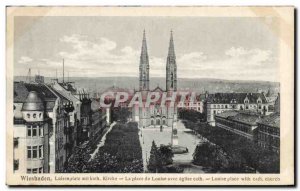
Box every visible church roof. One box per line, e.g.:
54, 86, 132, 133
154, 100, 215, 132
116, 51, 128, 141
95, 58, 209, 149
151, 86, 164, 92
140, 30, 149, 67
167, 30, 176, 60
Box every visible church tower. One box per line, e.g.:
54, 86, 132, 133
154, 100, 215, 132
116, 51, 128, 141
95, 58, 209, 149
166, 30, 177, 92
139, 30, 150, 91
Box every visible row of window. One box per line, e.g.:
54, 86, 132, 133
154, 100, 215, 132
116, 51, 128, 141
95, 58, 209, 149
26, 113, 43, 119
258, 132, 280, 146
216, 118, 251, 134
27, 145, 43, 159
211, 104, 263, 109
259, 125, 279, 135
56, 119, 69, 132
27, 125, 44, 137
27, 167, 43, 174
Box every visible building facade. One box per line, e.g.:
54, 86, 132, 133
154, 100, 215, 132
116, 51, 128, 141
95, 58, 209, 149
215, 111, 261, 140
13, 90, 49, 174
90, 99, 108, 142
13, 81, 70, 173
257, 95, 280, 152
133, 31, 178, 130
205, 93, 269, 126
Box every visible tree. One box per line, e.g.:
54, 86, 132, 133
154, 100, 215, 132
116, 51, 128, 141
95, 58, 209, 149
159, 145, 174, 166
147, 141, 163, 173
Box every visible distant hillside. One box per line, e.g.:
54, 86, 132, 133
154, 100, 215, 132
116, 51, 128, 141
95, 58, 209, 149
14, 76, 280, 95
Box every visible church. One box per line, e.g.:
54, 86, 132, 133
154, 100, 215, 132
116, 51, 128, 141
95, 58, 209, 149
132, 30, 178, 129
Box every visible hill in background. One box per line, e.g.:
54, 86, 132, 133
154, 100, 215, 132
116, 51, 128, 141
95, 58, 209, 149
14, 76, 280, 95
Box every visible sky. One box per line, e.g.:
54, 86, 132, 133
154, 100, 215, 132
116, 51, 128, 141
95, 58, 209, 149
14, 16, 279, 82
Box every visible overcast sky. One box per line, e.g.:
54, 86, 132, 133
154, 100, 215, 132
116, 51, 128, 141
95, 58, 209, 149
14, 16, 279, 82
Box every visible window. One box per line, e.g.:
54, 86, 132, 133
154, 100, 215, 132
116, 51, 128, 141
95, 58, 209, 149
33, 113, 37, 118
39, 127, 43, 137
32, 146, 38, 158
27, 126, 32, 136
27, 146, 31, 159
39, 145, 43, 158
32, 168, 38, 174
14, 159, 19, 171
39, 113, 42, 118
14, 138, 19, 148
27, 113, 30, 118
27, 126, 43, 137
27, 168, 42, 174
225, 105, 228, 109
27, 145, 43, 159
32, 126, 37, 136
259, 105, 262, 109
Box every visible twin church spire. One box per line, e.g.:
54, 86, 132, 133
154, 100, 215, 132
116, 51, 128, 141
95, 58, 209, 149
139, 30, 150, 91
139, 30, 177, 92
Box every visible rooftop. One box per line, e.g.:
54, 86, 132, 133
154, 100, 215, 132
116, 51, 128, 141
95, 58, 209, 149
216, 110, 261, 126
207, 92, 267, 104
258, 113, 280, 128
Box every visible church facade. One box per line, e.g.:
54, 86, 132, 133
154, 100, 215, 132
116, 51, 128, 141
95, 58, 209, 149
133, 30, 178, 129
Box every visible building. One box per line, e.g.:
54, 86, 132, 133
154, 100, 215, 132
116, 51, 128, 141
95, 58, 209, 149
132, 30, 178, 131
90, 99, 108, 142
13, 90, 49, 174
177, 93, 205, 113
215, 111, 261, 140
78, 92, 92, 143
257, 95, 280, 152
205, 93, 269, 126
13, 81, 71, 173
51, 80, 81, 158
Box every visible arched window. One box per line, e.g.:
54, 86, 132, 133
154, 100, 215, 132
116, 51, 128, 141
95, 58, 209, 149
27, 113, 30, 118
33, 113, 37, 118
39, 113, 42, 118
156, 119, 160, 125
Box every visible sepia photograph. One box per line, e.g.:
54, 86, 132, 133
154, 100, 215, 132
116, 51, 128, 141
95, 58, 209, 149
6, 6, 294, 186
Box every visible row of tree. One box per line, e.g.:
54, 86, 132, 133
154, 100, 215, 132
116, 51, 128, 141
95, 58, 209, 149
85, 122, 143, 173
178, 109, 206, 122
180, 110, 279, 173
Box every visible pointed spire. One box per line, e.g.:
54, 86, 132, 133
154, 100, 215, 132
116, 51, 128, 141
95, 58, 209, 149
168, 30, 176, 60
140, 29, 149, 66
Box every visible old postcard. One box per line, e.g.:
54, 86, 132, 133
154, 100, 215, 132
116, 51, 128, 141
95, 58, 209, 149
6, 6, 294, 186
